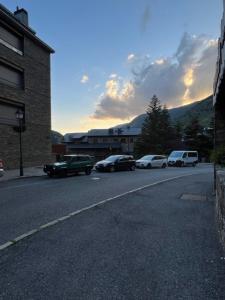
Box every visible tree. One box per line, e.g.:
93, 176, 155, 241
134, 95, 175, 156
173, 120, 184, 149
184, 116, 202, 146
184, 116, 213, 160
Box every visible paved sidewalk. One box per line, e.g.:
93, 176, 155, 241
0, 166, 45, 182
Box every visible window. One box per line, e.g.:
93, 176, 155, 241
158, 156, 165, 159
71, 157, 78, 162
0, 62, 24, 89
0, 24, 23, 55
0, 100, 24, 126
118, 157, 127, 162
78, 156, 89, 161
188, 152, 197, 158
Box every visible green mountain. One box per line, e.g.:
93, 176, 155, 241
128, 95, 213, 129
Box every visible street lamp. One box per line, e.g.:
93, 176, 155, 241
16, 109, 24, 176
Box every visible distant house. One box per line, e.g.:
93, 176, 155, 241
0, 4, 54, 169
64, 127, 141, 160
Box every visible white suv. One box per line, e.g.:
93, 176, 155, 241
136, 155, 167, 169
0, 159, 4, 177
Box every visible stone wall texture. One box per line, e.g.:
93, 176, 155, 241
0, 32, 53, 169
216, 170, 225, 248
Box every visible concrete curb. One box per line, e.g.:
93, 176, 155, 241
0, 173, 46, 183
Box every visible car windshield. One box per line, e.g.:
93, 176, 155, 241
105, 156, 122, 162
169, 152, 183, 158
140, 155, 154, 160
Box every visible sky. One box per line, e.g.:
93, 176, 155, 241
1, 0, 223, 134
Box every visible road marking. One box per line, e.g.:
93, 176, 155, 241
0, 172, 203, 252
91, 177, 100, 180
0, 241, 14, 251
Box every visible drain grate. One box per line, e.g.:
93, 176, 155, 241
180, 194, 207, 201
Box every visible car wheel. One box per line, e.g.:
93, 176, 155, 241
147, 163, 152, 169
47, 172, 54, 178
130, 165, 135, 171
192, 162, 196, 167
176, 161, 183, 167
109, 166, 115, 172
85, 167, 92, 175
162, 163, 167, 168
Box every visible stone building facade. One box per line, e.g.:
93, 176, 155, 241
0, 5, 54, 169
214, 0, 225, 148
214, 0, 225, 248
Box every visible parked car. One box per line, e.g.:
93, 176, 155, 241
43, 155, 94, 177
0, 159, 4, 177
95, 155, 136, 172
136, 155, 167, 169
168, 151, 198, 167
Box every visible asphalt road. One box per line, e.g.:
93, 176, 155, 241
0, 164, 212, 245
0, 168, 224, 299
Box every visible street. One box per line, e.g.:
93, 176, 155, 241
0, 164, 212, 245
0, 165, 225, 299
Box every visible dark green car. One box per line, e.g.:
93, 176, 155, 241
44, 155, 94, 177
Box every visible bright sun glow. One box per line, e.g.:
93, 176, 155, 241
183, 69, 194, 87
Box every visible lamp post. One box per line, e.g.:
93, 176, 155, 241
16, 109, 24, 176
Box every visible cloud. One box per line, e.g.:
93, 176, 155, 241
80, 75, 89, 84
141, 5, 151, 33
127, 53, 135, 62
93, 33, 217, 120
109, 73, 118, 79
94, 84, 101, 89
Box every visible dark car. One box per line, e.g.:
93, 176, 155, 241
44, 155, 94, 177
95, 155, 136, 172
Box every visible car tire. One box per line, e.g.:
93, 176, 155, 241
176, 161, 184, 167
109, 166, 115, 172
130, 165, 135, 171
47, 172, 54, 178
147, 163, 152, 169
192, 162, 196, 167
85, 168, 92, 175
162, 163, 167, 168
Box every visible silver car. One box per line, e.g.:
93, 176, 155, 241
136, 155, 167, 169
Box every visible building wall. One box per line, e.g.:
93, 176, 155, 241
214, 2, 225, 148
216, 170, 225, 248
0, 30, 52, 169
87, 136, 138, 153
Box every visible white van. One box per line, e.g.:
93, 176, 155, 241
168, 151, 198, 167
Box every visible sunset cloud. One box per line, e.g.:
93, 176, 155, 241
80, 74, 89, 84
93, 33, 217, 120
